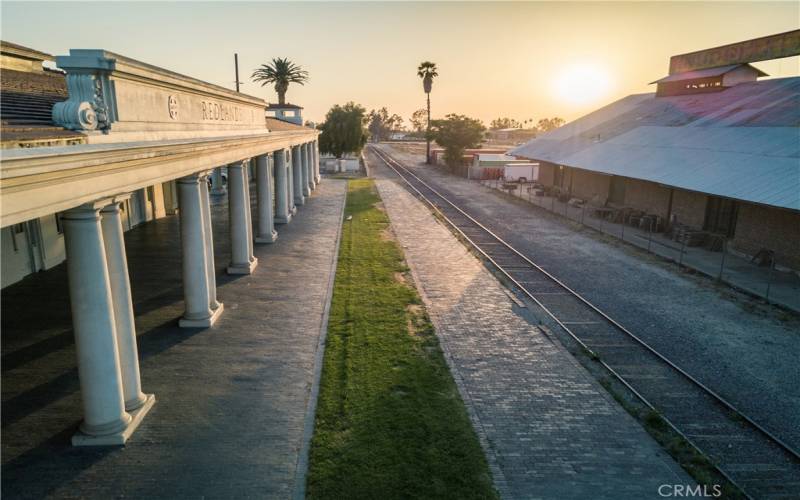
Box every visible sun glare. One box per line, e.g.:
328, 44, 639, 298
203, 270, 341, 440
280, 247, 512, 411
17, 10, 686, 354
553, 63, 613, 106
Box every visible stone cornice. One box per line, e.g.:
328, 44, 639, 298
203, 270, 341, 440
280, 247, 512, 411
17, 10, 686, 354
0, 129, 319, 227
52, 49, 269, 138
1, 40, 54, 63
61, 49, 264, 106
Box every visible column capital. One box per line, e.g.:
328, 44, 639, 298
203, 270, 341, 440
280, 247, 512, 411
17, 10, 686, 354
63, 203, 105, 220
177, 173, 205, 185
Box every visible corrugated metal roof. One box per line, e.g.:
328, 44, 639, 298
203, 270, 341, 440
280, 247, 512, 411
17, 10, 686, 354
510, 77, 800, 211
650, 63, 767, 84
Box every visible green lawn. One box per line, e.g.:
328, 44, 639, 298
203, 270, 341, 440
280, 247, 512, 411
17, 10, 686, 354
307, 179, 497, 499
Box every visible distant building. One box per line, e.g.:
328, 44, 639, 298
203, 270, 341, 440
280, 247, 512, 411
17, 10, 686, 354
511, 30, 800, 271
266, 102, 303, 125
431, 148, 508, 166
470, 154, 530, 180
487, 127, 537, 143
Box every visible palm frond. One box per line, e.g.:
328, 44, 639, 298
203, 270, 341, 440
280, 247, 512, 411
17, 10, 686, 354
417, 61, 438, 79
251, 57, 310, 86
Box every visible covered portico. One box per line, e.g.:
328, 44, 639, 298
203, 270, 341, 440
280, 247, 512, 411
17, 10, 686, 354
0, 49, 323, 446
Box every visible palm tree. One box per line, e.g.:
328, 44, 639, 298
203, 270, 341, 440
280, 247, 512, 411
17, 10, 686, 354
417, 61, 438, 164
251, 58, 309, 105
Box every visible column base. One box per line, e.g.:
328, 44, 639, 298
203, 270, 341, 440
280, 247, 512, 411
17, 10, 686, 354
302, 187, 311, 197
255, 231, 278, 244
290, 206, 298, 215
315, 175, 321, 184
295, 197, 305, 207
274, 214, 292, 224
227, 257, 258, 275
179, 303, 225, 328
72, 394, 155, 447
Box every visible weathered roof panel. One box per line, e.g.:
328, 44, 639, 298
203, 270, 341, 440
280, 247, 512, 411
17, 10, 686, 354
650, 63, 767, 84
511, 77, 800, 211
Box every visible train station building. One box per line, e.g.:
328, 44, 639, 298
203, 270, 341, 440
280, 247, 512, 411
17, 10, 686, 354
0, 40, 323, 449
511, 30, 800, 271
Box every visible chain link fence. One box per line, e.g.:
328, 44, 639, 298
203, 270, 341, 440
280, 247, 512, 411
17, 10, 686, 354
483, 179, 799, 312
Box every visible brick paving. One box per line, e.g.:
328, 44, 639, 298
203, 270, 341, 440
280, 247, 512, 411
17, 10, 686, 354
380, 145, 800, 454
370, 159, 692, 499
1, 179, 346, 499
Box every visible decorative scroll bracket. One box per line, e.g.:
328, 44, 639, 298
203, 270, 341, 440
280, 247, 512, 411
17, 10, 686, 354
52, 52, 117, 133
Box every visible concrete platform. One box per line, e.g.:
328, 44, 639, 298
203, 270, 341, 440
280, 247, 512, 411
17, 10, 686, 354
1, 179, 346, 498
72, 394, 156, 447
370, 157, 693, 499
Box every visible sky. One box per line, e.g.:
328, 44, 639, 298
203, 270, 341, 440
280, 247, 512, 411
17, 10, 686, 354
2, 1, 798, 126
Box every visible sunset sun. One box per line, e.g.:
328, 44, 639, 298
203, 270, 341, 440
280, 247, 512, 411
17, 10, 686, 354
553, 63, 613, 106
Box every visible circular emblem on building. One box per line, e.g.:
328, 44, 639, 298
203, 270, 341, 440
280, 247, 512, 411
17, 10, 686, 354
168, 95, 179, 120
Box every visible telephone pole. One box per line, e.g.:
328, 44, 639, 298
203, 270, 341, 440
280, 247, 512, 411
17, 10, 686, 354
234, 53, 243, 92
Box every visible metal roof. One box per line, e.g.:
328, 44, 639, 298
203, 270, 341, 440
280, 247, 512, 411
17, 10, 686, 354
476, 154, 517, 161
511, 77, 800, 211
650, 63, 767, 84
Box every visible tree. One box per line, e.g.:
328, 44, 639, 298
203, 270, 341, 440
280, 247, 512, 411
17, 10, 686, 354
318, 102, 368, 159
489, 117, 521, 130
410, 108, 427, 134
368, 108, 405, 142
251, 58, 309, 105
391, 114, 405, 132
536, 117, 566, 133
417, 61, 438, 163
430, 114, 486, 167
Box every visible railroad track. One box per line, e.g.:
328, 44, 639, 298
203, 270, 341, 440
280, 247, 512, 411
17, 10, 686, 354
370, 145, 800, 500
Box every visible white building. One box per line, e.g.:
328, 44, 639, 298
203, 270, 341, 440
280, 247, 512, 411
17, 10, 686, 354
0, 42, 322, 445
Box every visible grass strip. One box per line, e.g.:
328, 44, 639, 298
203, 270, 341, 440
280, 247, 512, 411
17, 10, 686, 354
307, 178, 497, 499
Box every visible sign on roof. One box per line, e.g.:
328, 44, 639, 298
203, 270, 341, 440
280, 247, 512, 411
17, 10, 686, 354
52, 49, 268, 143
668, 29, 800, 75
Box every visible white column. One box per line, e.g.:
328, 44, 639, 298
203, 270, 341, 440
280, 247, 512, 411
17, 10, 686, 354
227, 161, 258, 274
306, 142, 316, 192
292, 145, 305, 206
301, 143, 312, 197
274, 149, 292, 224
100, 200, 148, 412
199, 174, 221, 311
287, 149, 297, 212
255, 153, 278, 243
313, 140, 321, 183
178, 174, 223, 327
62, 203, 131, 441
211, 167, 226, 195
242, 161, 256, 264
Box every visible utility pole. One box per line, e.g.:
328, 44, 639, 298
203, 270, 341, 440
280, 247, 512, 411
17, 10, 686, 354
234, 53, 242, 92
426, 93, 431, 164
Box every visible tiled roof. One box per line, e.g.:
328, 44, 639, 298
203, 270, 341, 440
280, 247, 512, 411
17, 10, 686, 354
266, 103, 303, 109
265, 117, 310, 131
0, 68, 85, 148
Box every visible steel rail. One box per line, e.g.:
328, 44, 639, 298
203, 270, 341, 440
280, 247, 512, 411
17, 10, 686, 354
370, 144, 800, 498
